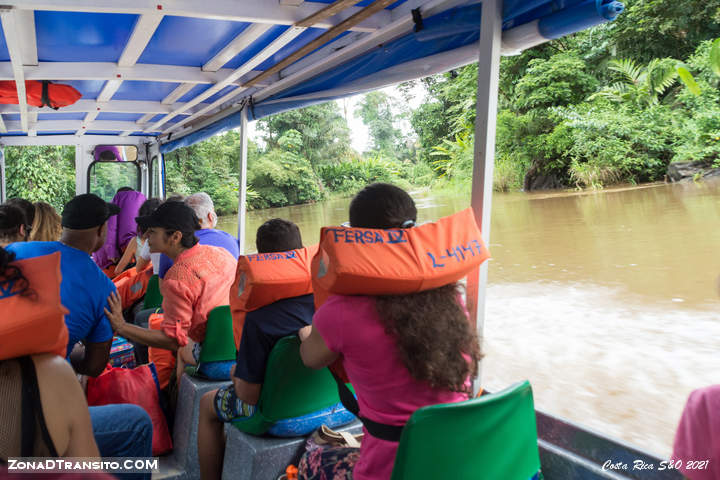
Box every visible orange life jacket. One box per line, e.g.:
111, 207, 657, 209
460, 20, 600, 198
148, 312, 175, 390
229, 245, 317, 349
311, 208, 490, 381
113, 263, 153, 310
0, 252, 69, 360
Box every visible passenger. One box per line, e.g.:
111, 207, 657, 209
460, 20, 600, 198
29, 201, 62, 242
0, 204, 29, 246
105, 201, 236, 389
114, 198, 163, 275
6, 194, 120, 376
93, 187, 147, 274
156, 192, 240, 278
297, 183, 482, 480
5, 197, 35, 230
197, 219, 313, 480
672, 385, 720, 480
0, 246, 100, 459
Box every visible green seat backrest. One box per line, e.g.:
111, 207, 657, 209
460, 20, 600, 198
199, 306, 236, 363
390, 380, 541, 480
142, 274, 163, 310
232, 336, 342, 435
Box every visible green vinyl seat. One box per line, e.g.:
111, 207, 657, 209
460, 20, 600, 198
198, 305, 237, 363
390, 380, 542, 480
142, 274, 163, 310
231, 335, 350, 436
185, 305, 237, 380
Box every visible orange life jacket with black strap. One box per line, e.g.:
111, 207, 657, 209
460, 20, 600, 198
113, 263, 153, 310
310, 208, 490, 441
229, 245, 318, 349
0, 80, 82, 109
0, 252, 69, 360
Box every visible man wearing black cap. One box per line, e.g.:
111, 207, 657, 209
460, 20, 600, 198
6, 193, 154, 464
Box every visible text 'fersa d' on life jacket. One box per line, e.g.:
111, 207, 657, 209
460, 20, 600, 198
312, 207, 490, 306
229, 245, 318, 349
0, 252, 69, 360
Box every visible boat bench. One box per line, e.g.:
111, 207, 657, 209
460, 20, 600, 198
159, 374, 228, 479
222, 419, 362, 480
156, 373, 362, 480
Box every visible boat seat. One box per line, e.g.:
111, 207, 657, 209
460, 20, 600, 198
185, 305, 237, 380
391, 380, 542, 480
222, 418, 362, 480
159, 374, 228, 480
142, 274, 163, 310
231, 335, 354, 436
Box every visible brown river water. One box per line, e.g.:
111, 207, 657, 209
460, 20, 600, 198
217, 179, 720, 457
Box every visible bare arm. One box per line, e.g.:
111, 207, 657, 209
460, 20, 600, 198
33, 354, 100, 457
299, 326, 339, 369
105, 290, 180, 351
114, 237, 137, 275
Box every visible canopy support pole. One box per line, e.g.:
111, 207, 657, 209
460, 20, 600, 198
0, 147, 5, 203
237, 106, 249, 254
469, 0, 502, 394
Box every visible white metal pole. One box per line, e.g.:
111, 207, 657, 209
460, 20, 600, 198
237, 107, 248, 254
0, 147, 6, 202
74, 142, 85, 195
469, 0, 502, 394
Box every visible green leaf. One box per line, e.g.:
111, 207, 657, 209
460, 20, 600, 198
710, 38, 720, 78
676, 66, 701, 95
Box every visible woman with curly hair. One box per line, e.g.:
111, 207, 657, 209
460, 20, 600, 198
297, 183, 482, 480
29, 202, 62, 242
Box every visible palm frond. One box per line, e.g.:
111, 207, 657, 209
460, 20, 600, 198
608, 58, 642, 85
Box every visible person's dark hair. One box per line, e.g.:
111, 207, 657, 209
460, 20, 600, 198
256, 219, 302, 253
137, 198, 162, 235
98, 150, 117, 161
175, 230, 198, 248
0, 204, 26, 241
5, 197, 35, 227
116, 186, 134, 193
349, 183, 417, 230
0, 246, 31, 298
165, 195, 185, 203
350, 183, 481, 393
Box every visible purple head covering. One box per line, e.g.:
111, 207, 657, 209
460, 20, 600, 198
672, 385, 720, 480
93, 189, 146, 269
94, 145, 122, 162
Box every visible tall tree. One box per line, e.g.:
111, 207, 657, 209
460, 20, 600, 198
258, 101, 351, 167
355, 91, 403, 154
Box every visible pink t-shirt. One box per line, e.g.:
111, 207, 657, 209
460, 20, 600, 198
672, 385, 720, 480
313, 294, 469, 480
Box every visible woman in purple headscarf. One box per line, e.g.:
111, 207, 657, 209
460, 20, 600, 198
93, 188, 146, 273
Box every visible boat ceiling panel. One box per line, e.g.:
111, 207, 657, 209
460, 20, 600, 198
137, 16, 252, 67
111, 80, 181, 102
35, 11, 137, 62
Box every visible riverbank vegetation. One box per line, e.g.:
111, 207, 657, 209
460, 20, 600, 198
5, 0, 720, 213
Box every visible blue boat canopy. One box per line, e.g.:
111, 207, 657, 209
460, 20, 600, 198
0, 0, 623, 151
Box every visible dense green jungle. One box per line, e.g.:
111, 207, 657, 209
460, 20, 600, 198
5, 0, 720, 214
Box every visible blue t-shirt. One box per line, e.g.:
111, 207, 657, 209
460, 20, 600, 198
7, 241, 116, 356
158, 229, 240, 278
234, 294, 315, 384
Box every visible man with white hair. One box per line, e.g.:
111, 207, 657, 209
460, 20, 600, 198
157, 192, 239, 278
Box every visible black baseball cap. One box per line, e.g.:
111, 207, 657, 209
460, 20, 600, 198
62, 193, 120, 229
135, 201, 200, 233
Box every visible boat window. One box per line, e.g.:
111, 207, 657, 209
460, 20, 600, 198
88, 145, 140, 201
